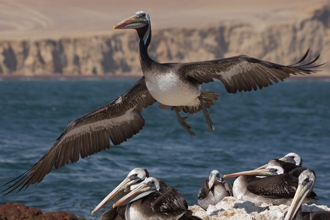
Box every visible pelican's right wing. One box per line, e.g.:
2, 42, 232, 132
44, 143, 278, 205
181, 49, 323, 94
3, 77, 156, 194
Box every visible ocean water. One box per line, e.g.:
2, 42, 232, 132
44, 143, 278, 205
0, 78, 329, 219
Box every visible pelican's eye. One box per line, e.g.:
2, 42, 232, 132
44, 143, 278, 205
129, 174, 138, 180
302, 178, 309, 185
269, 168, 278, 174
139, 12, 146, 18
148, 180, 155, 186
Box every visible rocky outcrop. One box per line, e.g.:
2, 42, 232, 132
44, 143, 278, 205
2, 199, 330, 220
0, 5, 329, 77
190, 196, 330, 220
0, 202, 84, 220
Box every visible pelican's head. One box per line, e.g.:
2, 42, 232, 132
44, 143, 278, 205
257, 152, 302, 170
208, 170, 221, 190
113, 11, 150, 30
113, 177, 160, 208
280, 152, 302, 167
91, 168, 149, 215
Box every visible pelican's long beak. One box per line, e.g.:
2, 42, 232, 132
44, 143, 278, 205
223, 168, 277, 179
91, 177, 136, 215
113, 14, 147, 30
208, 173, 216, 190
112, 182, 153, 208
284, 172, 315, 220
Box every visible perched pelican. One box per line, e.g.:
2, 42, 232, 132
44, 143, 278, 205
112, 177, 198, 220
284, 169, 330, 220
223, 163, 317, 206
91, 168, 149, 216
197, 170, 233, 209
3, 10, 322, 194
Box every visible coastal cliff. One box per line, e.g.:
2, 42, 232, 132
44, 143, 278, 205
0, 5, 329, 77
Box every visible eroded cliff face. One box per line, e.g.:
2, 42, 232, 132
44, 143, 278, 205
0, 5, 329, 77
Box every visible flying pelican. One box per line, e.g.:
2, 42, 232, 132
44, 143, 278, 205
197, 170, 233, 210
3, 10, 322, 194
284, 169, 330, 220
112, 177, 199, 220
223, 162, 317, 206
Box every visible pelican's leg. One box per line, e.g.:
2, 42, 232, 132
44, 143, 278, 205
198, 95, 215, 132
173, 107, 195, 136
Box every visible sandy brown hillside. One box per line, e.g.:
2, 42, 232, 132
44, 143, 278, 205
0, 0, 327, 40
0, 0, 329, 77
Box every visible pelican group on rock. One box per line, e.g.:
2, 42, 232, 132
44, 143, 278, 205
92, 168, 200, 220
112, 177, 193, 220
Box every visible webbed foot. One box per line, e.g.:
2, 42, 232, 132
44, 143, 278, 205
198, 95, 215, 132
174, 108, 195, 136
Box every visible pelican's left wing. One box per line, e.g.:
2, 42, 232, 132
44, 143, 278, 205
3, 77, 156, 194
197, 179, 209, 200
180, 49, 323, 93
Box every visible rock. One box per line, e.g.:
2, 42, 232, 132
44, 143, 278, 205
1, 200, 329, 220
189, 196, 330, 220
0, 202, 85, 220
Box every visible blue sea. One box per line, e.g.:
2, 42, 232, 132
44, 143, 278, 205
0, 78, 329, 219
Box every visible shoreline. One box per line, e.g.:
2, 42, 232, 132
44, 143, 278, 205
1, 74, 329, 81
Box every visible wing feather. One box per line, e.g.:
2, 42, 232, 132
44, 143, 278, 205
152, 187, 188, 216
181, 50, 322, 94
3, 77, 155, 194
247, 175, 298, 199
197, 179, 209, 200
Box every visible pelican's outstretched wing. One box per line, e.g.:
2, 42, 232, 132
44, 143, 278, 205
3, 77, 155, 194
181, 49, 323, 93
